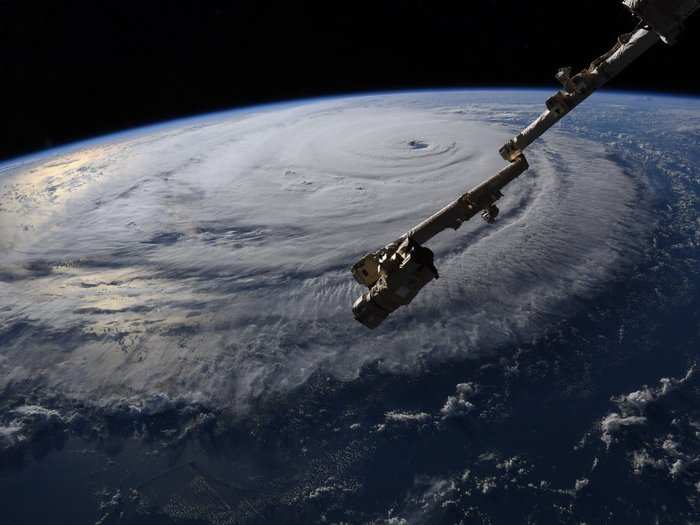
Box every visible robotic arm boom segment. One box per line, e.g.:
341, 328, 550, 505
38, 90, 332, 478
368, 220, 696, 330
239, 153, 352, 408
351, 0, 699, 329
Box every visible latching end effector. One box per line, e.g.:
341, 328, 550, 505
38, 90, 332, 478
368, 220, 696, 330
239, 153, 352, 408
352, 237, 439, 329
622, 0, 700, 44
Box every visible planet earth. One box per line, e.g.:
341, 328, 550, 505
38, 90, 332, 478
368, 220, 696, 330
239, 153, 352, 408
0, 90, 699, 524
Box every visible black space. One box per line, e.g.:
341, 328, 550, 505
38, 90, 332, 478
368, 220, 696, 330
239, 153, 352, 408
2, 0, 699, 161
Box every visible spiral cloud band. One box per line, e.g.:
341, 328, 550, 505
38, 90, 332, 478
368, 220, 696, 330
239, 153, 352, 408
0, 92, 650, 411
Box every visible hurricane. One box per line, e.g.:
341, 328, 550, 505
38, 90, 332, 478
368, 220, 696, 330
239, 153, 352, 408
0, 91, 652, 412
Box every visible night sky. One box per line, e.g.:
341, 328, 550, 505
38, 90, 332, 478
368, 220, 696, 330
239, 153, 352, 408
2, 0, 699, 161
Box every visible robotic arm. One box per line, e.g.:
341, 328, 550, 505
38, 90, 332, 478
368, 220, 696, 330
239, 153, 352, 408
351, 0, 700, 329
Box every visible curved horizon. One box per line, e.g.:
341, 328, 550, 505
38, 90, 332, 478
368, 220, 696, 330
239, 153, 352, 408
3, 86, 699, 167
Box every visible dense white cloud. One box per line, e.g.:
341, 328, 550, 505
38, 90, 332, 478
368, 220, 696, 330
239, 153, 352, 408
0, 424, 25, 451
600, 414, 647, 447
574, 478, 590, 492
613, 366, 695, 416
384, 411, 432, 424
601, 366, 696, 446
440, 382, 478, 418
0, 404, 64, 453
0, 92, 652, 414
596, 365, 699, 485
